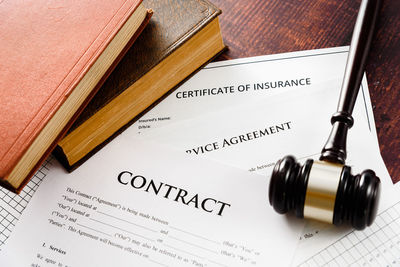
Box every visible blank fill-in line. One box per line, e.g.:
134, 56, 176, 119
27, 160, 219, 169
89, 218, 154, 242
164, 244, 205, 260
169, 226, 220, 245
148, 259, 169, 267
97, 210, 157, 232
169, 235, 218, 254
208, 259, 229, 267
76, 223, 112, 237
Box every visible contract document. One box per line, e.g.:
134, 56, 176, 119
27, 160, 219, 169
0, 136, 303, 267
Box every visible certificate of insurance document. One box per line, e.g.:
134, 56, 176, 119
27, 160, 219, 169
0, 137, 303, 266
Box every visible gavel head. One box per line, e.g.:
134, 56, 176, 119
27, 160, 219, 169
268, 155, 381, 230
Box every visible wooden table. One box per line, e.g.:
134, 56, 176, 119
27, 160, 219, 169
212, 0, 400, 183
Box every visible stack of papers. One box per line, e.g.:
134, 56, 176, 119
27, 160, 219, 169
1, 47, 399, 266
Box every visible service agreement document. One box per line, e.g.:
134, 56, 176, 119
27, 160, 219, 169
0, 136, 303, 267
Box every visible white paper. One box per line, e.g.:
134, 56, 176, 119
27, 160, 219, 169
0, 136, 303, 267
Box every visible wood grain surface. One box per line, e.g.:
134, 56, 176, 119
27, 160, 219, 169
211, 0, 400, 183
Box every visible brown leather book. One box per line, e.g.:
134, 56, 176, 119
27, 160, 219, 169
54, 0, 225, 171
0, 0, 152, 193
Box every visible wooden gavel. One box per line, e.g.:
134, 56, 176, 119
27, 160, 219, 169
268, 0, 381, 230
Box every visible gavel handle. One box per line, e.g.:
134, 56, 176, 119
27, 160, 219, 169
320, 0, 381, 164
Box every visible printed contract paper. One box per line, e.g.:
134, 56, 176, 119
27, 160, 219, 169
0, 137, 302, 266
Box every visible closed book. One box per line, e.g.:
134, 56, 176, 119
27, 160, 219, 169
55, 0, 225, 171
0, 0, 152, 192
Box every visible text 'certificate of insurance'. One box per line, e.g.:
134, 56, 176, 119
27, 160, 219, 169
0, 135, 303, 267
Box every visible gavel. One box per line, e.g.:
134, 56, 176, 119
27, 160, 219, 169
268, 0, 381, 230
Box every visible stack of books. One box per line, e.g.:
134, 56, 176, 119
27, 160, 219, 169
0, 0, 225, 193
